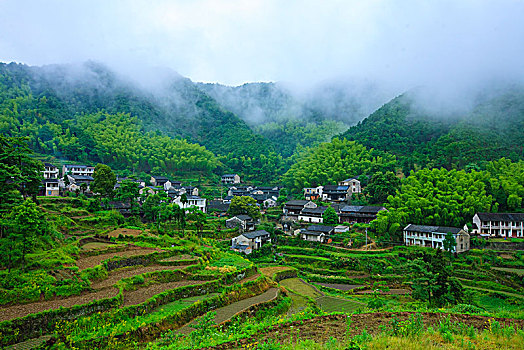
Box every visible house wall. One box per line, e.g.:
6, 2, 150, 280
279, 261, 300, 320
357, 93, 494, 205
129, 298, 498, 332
473, 215, 524, 238
298, 215, 323, 223
404, 229, 470, 253
302, 233, 324, 243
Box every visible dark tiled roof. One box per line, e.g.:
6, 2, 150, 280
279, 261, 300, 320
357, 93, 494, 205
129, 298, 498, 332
232, 215, 252, 221
341, 205, 385, 214
301, 206, 328, 215
285, 200, 309, 206
71, 175, 94, 181
307, 225, 334, 233
301, 230, 324, 236
242, 230, 270, 239
222, 174, 238, 177
323, 185, 350, 192
476, 212, 524, 222
404, 224, 462, 234
42, 178, 59, 183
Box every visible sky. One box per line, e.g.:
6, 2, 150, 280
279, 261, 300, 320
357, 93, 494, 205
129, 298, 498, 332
0, 0, 523, 89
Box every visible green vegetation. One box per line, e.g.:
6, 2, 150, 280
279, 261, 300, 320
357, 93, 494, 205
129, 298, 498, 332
283, 138, 396, 193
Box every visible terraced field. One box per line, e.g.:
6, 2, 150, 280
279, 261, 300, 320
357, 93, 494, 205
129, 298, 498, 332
122, 280, 208, 306
279, 278, 323, 298
0, 287, 119, 322
76, 246, 162, 270
176, 287, 280, 334
315, 282, 363, 291
91, 264, 190, 289
316, 296, 365, 313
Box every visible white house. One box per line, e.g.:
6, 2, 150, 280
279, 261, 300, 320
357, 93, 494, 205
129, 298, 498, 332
42, 163, 59, 179
231, 230, 271, 254
298, 206, 328, 223
222, 174, 241, 184
42, 179, 60, 196
226, 215, 255, 231
403, 224, 470, 253
472, 213, 524, 238
173, 195, 206, 213
62, 164, 95, 177
300, 225, 334, 243
338, 177, 362, 194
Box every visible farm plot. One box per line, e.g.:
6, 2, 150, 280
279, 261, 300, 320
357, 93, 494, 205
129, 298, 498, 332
316, 296, 365, 313
315, 282, 363, 291
259, 266, 295, 279
106, 228, 148, 237
0, 287, 119, 322
122, 280, 208, 306
492, 267, 524, 276
159, 255, 194, 262
91, 264, 190, 290
176, 287, 279, 334
76, 246, 162, 270
279, 278, 323, 298
81, 242, 122, 252
356, 288, 410, 295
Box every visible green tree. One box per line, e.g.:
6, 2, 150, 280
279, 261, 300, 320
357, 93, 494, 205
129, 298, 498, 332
0, 135, 43, 212
187, 207, 207, 237
365, 171, 401, 204
322, 206, 338, 224
443, 232, 457, 255
229, 196, 261, 219
116, 180, 141, 213
91, 163, 116, 198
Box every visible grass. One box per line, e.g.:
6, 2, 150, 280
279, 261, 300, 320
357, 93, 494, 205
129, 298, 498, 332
492, 267, 524, 276
279, 278, 323, 298
285, 255, 332, 262
316, 296, 364, 313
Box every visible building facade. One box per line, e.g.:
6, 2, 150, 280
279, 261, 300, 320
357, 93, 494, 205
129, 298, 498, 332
403, 224, 470, 253
472, 213, 524, 238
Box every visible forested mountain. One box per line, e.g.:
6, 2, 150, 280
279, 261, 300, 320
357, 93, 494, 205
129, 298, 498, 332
340, 88, 524, 173
0, 61, 281, 179
199, 80, 391, 157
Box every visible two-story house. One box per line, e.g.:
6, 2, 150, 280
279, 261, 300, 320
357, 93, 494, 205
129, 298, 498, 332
300, 224, 335, 243
304, 186, 323, 201
283, 200, 317, 220
231, 230, 271, 254
322, 185, 351, 202
338, 177, 362, 194
222, 174, 241, 184
472, 213, 524, 238
42, 162, 59, 179
226, 215, 255, 231
62, 164, 95, 177
173, 195, 206, 213
403, 224, 470, 253
42, 178, 60, 196
150, 176, 170, 188
298, 206, 329, 223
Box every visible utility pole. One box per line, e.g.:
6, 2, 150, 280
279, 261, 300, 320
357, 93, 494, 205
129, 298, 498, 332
365, 227, 368, 250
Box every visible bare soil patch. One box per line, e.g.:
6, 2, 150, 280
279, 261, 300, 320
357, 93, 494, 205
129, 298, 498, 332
0, 288, 119, 322
206, 312, 524, 349
76, 246, 161, 270
107, 228, 146, 238
91, 265, 188, 290
356, 288, 410, 295
122, 280, 207, 307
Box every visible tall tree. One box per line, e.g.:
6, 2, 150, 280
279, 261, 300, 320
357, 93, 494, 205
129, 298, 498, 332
91, 163, 116, 198
365, 171, 401, 204
229, 196, 261, 219
322, 206, 338, 224
0, 135, 43, 212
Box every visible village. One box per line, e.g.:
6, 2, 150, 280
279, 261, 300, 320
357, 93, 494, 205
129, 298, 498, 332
40, 161, 524, 256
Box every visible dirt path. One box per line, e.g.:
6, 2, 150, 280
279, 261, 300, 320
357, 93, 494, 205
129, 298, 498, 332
0, 288, 119, 322
177, 288, 279, 335
122, 280, 208, 307
76, 246, 161, 270
205, 312, 524, 349
91, 265, 189, 290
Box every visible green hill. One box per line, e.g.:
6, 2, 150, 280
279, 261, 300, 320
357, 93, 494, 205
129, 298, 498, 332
340, 89, 524, 173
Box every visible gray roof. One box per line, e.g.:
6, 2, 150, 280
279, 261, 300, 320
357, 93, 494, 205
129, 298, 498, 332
71, 175, 94, 181
242, 230, 270, 239
476, 212, 524, 222
341, 205, 385, 214
301, 206, 328, 215
285, 200, 310, 206
404, 224, 463, 234
232, 215, 252, 221
307, 225, 334, 233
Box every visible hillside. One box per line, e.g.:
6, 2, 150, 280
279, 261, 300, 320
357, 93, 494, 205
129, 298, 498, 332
0, 62, 278, 179
340, 88, 524, 172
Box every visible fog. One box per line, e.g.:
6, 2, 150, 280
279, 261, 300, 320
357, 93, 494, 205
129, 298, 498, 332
1, 0, 523, 117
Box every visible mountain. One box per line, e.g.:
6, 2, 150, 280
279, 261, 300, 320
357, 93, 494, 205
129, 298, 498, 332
339, 87, 524, 173
199, 80, 392, 156
0, 61, 280, 180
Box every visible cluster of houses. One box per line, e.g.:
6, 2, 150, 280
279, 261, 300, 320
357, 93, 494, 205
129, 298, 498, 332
304, 177, 362, 202
39, 163, 207, 213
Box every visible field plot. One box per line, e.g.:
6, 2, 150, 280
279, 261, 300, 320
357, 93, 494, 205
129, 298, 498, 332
122, 280, 208, 306
356, 288, 410, 295
316, 296, 365, 313
80, 242, 122, 252
76, 246, 162, 270
0, 287, 119, 322
259, 266, 295, 278
315, 282, 363, 291
176, 287, 279, 334
91, 264, 189, 289
492, 267, 524, 276
151, 293, 220, 313
160, 255, 194, 262
106, 228, 148, 237
279, 278, 323, 298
